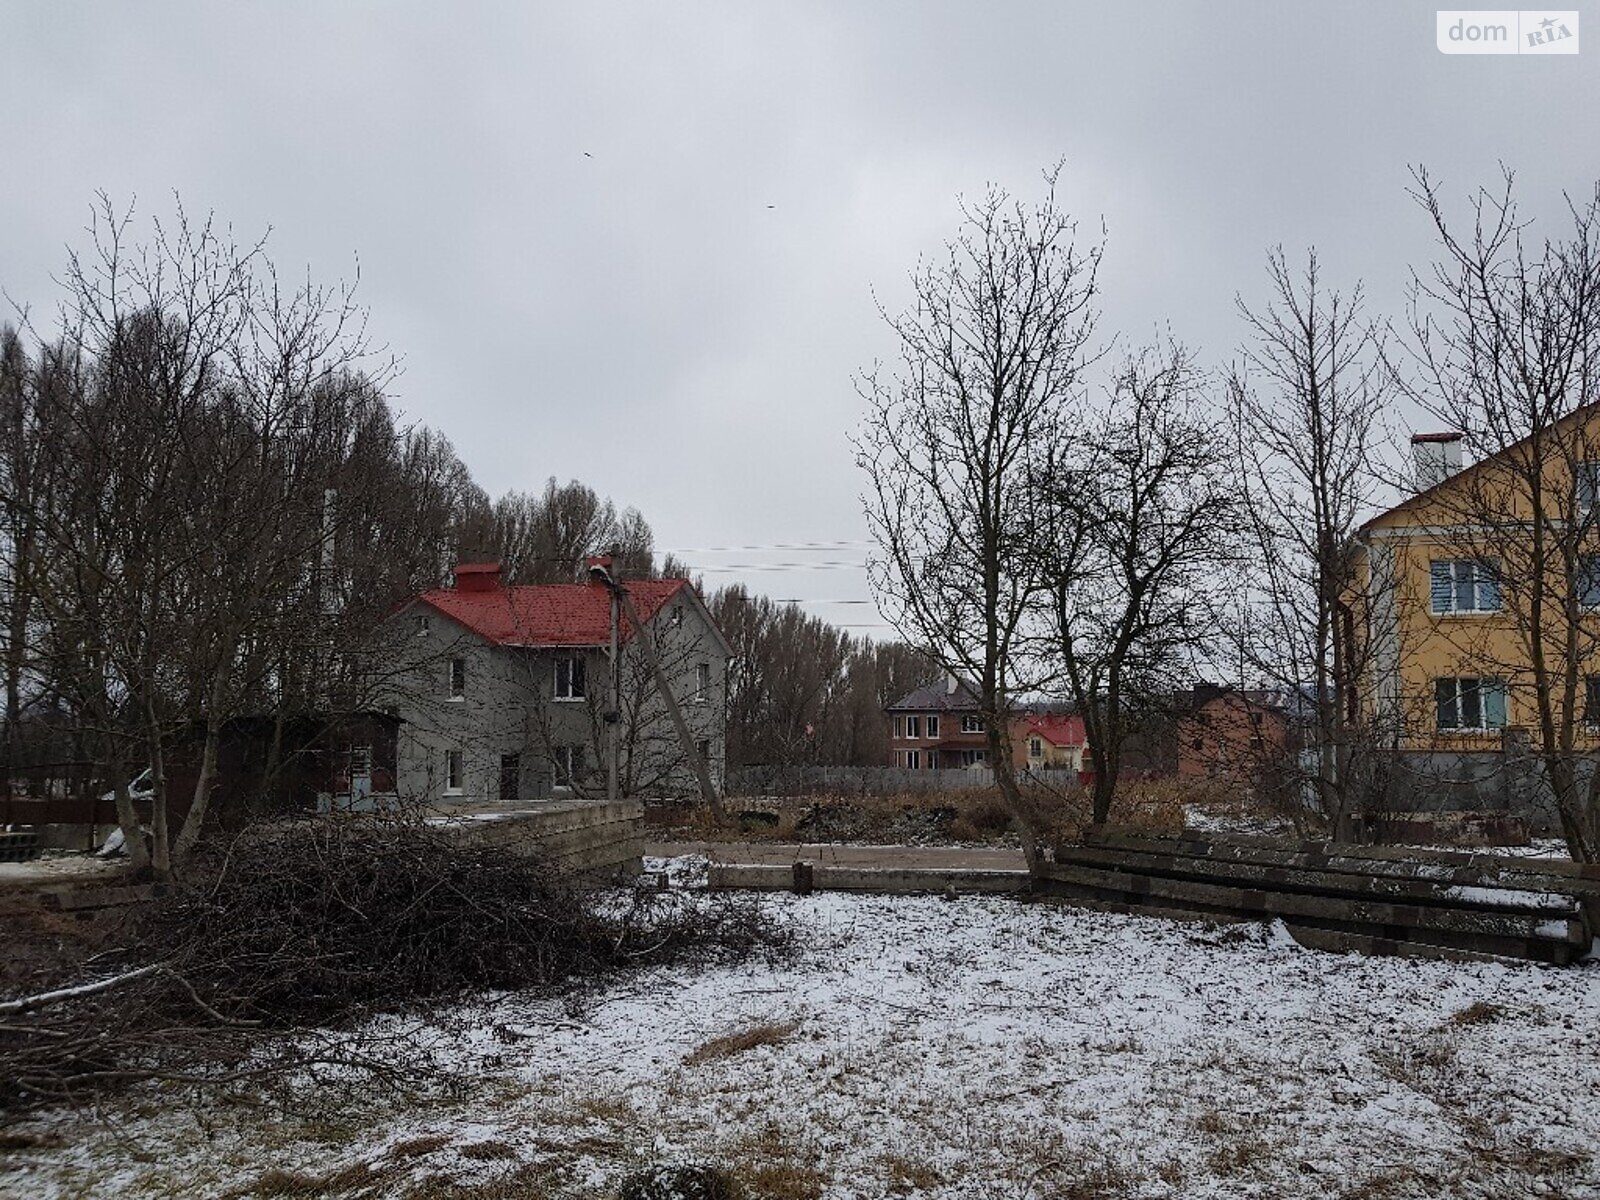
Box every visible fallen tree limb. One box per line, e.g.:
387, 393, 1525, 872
0, 964, 160, 1016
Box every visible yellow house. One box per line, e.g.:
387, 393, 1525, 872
1356, 407, 1600, 754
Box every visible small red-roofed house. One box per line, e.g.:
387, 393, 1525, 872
1012, 711, 1088, 774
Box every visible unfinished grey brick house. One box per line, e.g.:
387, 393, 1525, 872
380, 560, 729, 806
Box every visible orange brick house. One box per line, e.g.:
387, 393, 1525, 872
885, 677, 990, 769
885, 679, 1089, 773
1177, 685, 1296, 783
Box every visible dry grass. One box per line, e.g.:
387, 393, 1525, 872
1447, 1000, 1508, 1027
456, 1141, 518, 1163
882, 1153, 944, 1194
732, 1123, 826, 1200
684, 1020, 800, 1066
648, 780, 1188, 849
402, 1163, 570, 1200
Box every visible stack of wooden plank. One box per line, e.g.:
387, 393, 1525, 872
1042, 830, 1596, 964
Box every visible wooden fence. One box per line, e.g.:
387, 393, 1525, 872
1042, 830, 1596, 964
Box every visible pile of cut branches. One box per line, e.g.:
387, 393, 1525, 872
0, 817, 786, 1114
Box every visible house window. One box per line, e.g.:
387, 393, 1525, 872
961, 715, 984, 734
695, 662, 711, 703
926, 750, 939, 769
906, 715, 921, 739
448, 657, 466, 699
1030, 737, 1043, 758
554, 744, 585, 788
416, 614, 430, 636
903, 749, 921, 769
1430, 560, 1500, 614
959, 748, 987, 766
1579, 556, 1600, 609
1578, 461, 1600, 514
672, 604, 685, 628
1435, 677, 1508, 731
445, 749, 464, 793
926, 715, 939, 739
893, 716, 904, 739
1586, 677, 1600, 726
696, 738, 711, 763
555, 655, 586, 700
499, 753, 520, 802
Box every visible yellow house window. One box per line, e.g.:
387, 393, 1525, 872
1430, 560, 1500, 614
1435, 677, 1507, 730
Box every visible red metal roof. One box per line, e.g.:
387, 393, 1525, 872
1015, 712, 1086, 748
415, 578, 689, 648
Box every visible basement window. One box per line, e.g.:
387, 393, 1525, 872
1435, 677, 1508, 731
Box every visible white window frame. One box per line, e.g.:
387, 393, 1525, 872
1578, 460, 1600, 515
1579, 555, 1600, 610
961, 715, 984, 734
448, 656, 466, 700
906, 715, 921, 739
1435, 677, 1508, 731
893, 715, 904, 740
694, 662, 711, 704
445, 748, 464, 794
1430, 559, 1500, 615
1030, 737, 1044, 758
903, 749, 921, 769
925, 715, 939, 739
554, 654, 586, 701
554, 744, 585, 788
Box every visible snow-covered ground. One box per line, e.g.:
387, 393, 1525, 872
5, 855, 1600, 1199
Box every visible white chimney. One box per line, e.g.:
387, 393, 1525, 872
1411, 432, 1463, 491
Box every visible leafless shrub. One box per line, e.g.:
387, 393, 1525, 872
0, 816, 789, 1115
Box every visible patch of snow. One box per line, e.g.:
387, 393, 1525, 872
6, 858, 1600, 1199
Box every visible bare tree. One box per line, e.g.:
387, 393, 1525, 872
1228, 248, 1393, 835
1034, 341, 1241, 826
855, 168, 1100, 868
1393, 168, 1600, 863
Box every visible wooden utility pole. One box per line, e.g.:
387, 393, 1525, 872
607, 587, 620, 804
589, 560, 723, 818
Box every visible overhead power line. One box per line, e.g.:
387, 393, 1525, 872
660, 540, 873, 555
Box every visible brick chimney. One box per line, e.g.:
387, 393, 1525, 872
452, 561, 502, 592
585, 555, 614, 584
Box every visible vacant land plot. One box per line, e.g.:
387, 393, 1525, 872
4, 856, 1599, 1199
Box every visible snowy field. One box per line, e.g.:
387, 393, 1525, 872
5, 856, 1600, 1200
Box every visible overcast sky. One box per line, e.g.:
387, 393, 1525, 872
2, 3, 1596, 633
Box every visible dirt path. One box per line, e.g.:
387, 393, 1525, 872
644, 840, 1027, 871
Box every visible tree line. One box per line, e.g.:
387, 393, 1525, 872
0, 195, 928, 874
859, 163, 1600, 866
